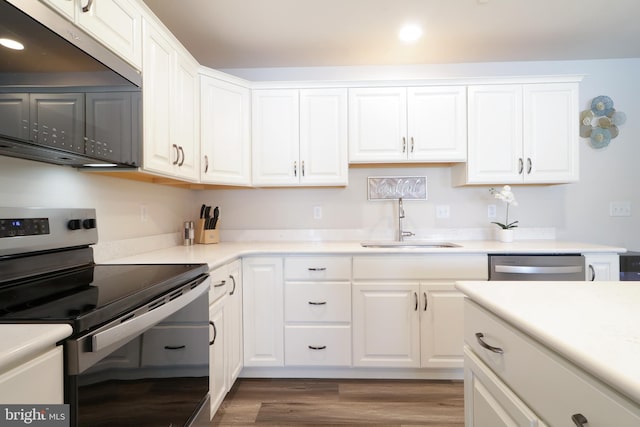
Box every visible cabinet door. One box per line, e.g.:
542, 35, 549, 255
466, 85, 524, 184
408, 86, 467, 162
252, 90, 300, 186
299, 88, 348, 185
209, 296, 226, 416
41, 0, 75, 19
0, 347, 64, 404
420, 283, 464, 368
352, 282, 420, 367
142, 19, 173, 175
584, 253, 620, 281
0, 93, 29, 140
171, 49, 199, 181
30, 93, 85, 154
523, 83, 579, 183
242, 257, 284, 367
200, 76, 251, 185
464, 346, 545, 427
226, 260, 243, 385
76, 0, 142, 68
348, 87, 407, 163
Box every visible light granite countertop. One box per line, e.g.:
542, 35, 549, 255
455, 281, 640, 405
0, 324, 72, 373
106, 239, 625, 269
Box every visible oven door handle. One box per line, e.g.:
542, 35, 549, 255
91, 277, 210, 352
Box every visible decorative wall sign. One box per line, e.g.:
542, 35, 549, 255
580, 95, 627, 149
367, 176, 427, 200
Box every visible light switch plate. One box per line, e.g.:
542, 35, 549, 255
436, 205, 450, 219
609, 201, 631, 217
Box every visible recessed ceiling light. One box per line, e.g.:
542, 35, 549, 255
398, 24, 422, 43
0, 38, 24, 50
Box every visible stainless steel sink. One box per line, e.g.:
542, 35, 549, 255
360, 241, 461, 248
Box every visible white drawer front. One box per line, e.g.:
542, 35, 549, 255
285, 256, 351, 280
141, 325, 209, 367
284, 281, 351, 322
284, 326, 351, 366
209, 266, 229, 304
465, 300, 640, 427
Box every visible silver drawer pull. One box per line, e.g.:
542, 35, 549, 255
214, 280, 226, 288
164, 345, 186, 350
571, 413, 588, 427
308, 267, 327, 271
308, 345, 327, 350
475, 332, 504, 354
308, 301, 327, 305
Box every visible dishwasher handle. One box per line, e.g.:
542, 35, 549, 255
494, 264, 583, 275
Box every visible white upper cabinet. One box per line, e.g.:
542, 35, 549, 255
455, 82, 579, 185
142, 17, 199, 181
41, 0, 142, 68
252, 88, 348, 187
348, 86, 467, 163
200, 75, 251, 186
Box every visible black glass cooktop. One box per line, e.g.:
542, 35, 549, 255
0, 263, 208, 333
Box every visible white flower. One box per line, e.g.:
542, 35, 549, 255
492, 185, 518, 206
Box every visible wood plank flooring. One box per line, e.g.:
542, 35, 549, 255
211, 378, 464, 426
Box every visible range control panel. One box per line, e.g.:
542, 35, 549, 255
0, 217, 50, 238
0, 208, 98, 257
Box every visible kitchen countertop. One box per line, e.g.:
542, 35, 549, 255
455, 281, 640, 405
0, 324, 72, 373
106, 240, 625, 269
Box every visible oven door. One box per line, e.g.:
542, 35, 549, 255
66, 275, 211, 427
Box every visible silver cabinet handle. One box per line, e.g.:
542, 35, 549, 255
228, 274, 237, 295
172, 144, 179, 165
571, 414, 588, 427
308, 267, 326, 271
178, 146, 185, 166
475, 332, 504, 354
518, 157, 524, 174
402, 137, 406, 153
411, 137, 415, 153
423, 292, 428, 311
308, 301, 327, 305
164, 345, 186, 350
293, 161, 297, 177
209, 321, 217, 346
214, 280, 226, 288
308, 345, 326, 350
414, 292, 418, 311
82, 0, 94, 13
302, 160, 305, 177
588, 264, 596, 281
204, 155, 209, 173
527, 157, 532, 174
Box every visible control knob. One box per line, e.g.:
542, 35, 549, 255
82, 218, 97, 229
67, 219, 82, 230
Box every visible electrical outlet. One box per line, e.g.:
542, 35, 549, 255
488, 204, 497, 218
609, 201, 631, 217
313, 206, 322, 220
436, 205, 450, 219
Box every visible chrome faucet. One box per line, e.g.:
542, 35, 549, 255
398, 198, 414, 242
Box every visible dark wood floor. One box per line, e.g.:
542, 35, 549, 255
211, 378, 464, 426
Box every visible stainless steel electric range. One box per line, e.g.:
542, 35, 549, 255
0, 207, 211, 427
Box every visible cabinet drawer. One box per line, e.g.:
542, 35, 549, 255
465, 300, 640, 426
284, 282, 351, 322
209, 266, 229, 304
141, 325, 208, 367
285, 256, 351, 280
0, 347, 63, 404
284, 325, 351, 366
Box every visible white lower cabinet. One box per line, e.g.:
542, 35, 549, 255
464, 299, 640, 426
584, 253, 620, 281
242, 257, 284, 367
352, 254, 487, 369
0, 347, 64, 404
208, 294, 226, 416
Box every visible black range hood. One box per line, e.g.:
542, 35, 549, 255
0, 0, 142, 169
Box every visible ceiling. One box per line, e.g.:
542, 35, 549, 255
142, 0, 640, 70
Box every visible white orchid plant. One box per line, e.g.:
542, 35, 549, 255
489, 185, 518, 229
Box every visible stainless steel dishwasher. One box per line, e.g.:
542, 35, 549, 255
489, 255, 585, 281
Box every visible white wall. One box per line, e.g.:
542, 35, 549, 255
206, 58, 640, 249
0, 156, 197, 243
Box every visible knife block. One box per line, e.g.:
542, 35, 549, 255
195, 219, 219, 244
